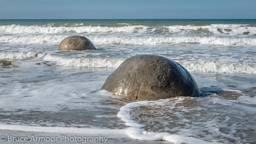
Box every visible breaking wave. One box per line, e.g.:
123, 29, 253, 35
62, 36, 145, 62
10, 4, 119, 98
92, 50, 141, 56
0, 35, 255, 47
0, 24, 255, 36
43, 54, 124, 68
1, 52, 256, 74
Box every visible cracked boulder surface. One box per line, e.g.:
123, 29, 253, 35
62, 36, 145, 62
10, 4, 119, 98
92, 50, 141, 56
102, 55, 200, 101
58, 36, 96, 51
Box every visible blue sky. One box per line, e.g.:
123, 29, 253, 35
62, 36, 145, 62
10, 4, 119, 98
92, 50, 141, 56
0, 0, 255, 19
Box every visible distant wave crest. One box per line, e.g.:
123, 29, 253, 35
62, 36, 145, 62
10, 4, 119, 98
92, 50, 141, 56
0, 24, 256, 36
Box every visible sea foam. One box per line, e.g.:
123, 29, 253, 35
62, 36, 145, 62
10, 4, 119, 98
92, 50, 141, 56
43, 55, 256, 74
166, 24, 256, 36
1, 52, 256, 74
1, 35, 256, 46
43, 54, 124, 68
1, 24, 256, 36
0, 124, 125, 136
117, 100, 219, 144
0, 25, 149, 34
0, 51, 44, 60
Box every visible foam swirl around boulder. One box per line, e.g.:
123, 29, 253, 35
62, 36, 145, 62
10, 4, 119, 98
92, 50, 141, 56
102, 55, 200, 101
58, 36, 96, 51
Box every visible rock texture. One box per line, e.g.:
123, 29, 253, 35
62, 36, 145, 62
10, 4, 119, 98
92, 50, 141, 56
102, 55, 200, 101
59, 36, 96, 51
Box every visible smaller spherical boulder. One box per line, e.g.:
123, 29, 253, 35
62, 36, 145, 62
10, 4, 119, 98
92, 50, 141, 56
59, 36, 96, 51
102, 55, 200, 101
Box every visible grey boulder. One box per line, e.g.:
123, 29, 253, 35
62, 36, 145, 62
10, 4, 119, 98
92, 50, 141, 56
102, 55, 200, 101
59, 36, 96, 51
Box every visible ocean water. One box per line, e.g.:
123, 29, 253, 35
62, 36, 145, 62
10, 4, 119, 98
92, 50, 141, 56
0, 19, 256, 144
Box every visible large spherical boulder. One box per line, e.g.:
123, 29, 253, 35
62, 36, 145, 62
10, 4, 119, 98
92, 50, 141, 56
59, 36, 96, 51
102, 55, 200, 101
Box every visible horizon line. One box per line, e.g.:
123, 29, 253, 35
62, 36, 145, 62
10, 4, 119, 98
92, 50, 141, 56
0, 18, 256, 20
